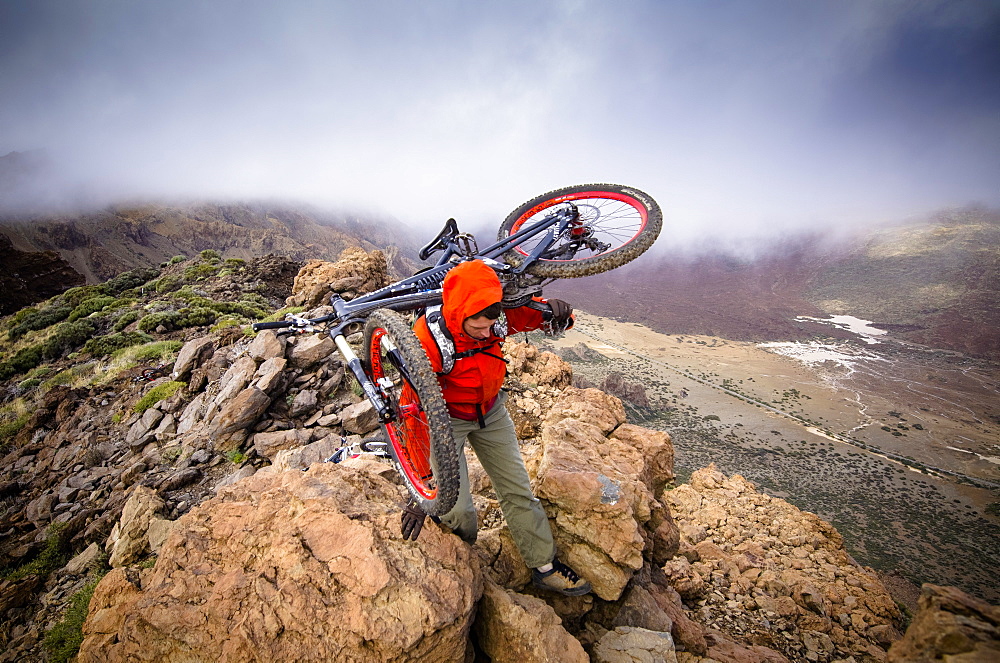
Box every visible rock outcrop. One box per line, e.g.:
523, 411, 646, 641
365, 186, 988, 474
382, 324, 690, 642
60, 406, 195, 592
286, 247, 390, 309
665, 465, 905, 662
78, 461, 481, 662
887, 584, 1000, 662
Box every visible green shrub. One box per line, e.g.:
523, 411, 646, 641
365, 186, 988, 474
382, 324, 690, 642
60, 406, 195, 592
41, 320, 96, 359
43, 574, 105, 663
199, 249, 221, 262
68, 295, 117, 322
8, 305, 73, 340
0, 345, 44, 380
182, 306, 217, 327
133, 381, 186, 414
262, 306, 305, 323
83, 331, 153, 357
210, 318, 244, 332
0, 412, 30, 444
183, 262, 219, 280
114, 340, 183, 363
3, 524, 67, 581
225, 450, 248, 464
113, 309, 141, 332
137, 311, 180, 333
169, 254, 186, 264
105, 267, 160, 295
42, 363, 96, 389
212, 301, 265, 319
154, 275, 183, 293
6, 306, 40, 330
17, 377, 42, 392
240, 292, 270, 308
59, 285, 109, 308
224, 258, 245, 268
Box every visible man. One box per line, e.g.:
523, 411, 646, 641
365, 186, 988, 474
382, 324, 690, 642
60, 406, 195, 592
401, 259, 591, 597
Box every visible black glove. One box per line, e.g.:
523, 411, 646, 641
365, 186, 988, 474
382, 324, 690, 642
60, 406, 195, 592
401, 499, 426, 541
547, 299, 573, 325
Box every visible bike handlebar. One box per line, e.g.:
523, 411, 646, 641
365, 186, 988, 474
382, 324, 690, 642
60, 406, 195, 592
251, 321, 296, 331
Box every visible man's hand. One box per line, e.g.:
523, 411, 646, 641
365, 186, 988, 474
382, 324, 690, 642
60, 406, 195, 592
547, 299, 573, 325
401, 499, 427, 541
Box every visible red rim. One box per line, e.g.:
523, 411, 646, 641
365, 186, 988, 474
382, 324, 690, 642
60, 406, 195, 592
508, 190, 648, 260
369, 327, 437, 500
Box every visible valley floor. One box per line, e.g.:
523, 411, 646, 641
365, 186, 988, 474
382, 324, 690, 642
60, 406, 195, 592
533, 312, 1000, 604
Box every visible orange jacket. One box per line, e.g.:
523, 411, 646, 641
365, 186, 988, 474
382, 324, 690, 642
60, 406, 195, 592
413, 260, 567, 420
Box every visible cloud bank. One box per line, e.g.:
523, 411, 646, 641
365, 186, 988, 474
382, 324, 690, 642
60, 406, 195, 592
1, 0, 997, 247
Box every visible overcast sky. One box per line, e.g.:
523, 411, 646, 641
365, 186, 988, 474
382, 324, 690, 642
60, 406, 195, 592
1, 0, 998, 246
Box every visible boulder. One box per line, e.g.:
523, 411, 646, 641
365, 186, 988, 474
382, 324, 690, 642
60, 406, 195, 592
106, 486, 167, 568
266, 434, 345, 472
289, 389, 319, 417
172, 337, 215, 380
209, 387, 271, 441
592, 626, 677, 663
287, 334, 337, 369
505, 343, 573, 389
253, 428, 311, 461
64, 542, 102, 576
247, 330, 286, 362
252, 356, 288, 395
286, 248, 389, 309
532, 388, 674, 601
215, 355, 258, 403
79, 462, 482, 663
474, 580, 588, 663
887, 584, 1000, 662
341, 400, 379, 435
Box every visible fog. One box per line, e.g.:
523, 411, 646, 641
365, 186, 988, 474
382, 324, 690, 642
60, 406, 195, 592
1, 0, 998, 248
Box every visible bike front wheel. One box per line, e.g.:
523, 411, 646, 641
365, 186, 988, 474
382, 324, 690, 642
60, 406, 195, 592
498, 183, 662, 278
363, 309, 459, 517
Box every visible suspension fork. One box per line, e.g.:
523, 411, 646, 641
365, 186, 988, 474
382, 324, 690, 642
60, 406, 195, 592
333, 333, 396, 423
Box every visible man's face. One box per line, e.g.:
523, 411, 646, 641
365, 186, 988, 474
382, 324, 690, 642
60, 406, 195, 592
462, 315, 495, 340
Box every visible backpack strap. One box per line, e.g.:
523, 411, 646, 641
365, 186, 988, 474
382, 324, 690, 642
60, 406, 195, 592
425, 305, 456, 374
425, 305, 510, 375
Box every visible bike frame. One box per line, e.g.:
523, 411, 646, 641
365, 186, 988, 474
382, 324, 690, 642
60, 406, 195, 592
253, 205, 579, 425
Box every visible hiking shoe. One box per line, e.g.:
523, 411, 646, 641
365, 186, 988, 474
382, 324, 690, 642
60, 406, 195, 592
532, 560, 592, 596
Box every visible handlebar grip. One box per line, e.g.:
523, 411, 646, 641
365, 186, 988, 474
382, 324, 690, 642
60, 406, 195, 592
251, 321, 293, 331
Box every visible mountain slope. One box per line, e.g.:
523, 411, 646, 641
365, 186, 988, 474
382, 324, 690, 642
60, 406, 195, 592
0, 201, 422, 287
549, 207, 1000, 359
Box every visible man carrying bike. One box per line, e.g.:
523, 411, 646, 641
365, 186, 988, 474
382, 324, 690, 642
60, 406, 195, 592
400, 259, 591, 597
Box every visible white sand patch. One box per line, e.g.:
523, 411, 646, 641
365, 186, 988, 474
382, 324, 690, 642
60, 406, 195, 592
947, 446, 1000, 465
757, 341, 887, 373
797, 315, 888, 344
806, 427, 844, 443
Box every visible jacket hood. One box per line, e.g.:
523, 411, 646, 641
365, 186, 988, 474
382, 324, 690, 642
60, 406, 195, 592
442, 260, 503, 337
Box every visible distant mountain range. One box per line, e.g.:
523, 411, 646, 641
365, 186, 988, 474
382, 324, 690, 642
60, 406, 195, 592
2, 195, 997, 360
548, 207, 1000, 360
0, 201, 424, 315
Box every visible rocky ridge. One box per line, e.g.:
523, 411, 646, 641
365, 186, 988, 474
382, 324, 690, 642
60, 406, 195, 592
0, 249, 996, 661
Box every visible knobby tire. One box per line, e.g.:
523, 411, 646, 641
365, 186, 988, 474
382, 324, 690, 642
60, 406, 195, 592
498, 183, 662, 278
363, 309, 459, 516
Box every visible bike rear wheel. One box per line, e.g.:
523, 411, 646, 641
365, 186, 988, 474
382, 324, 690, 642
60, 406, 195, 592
363, 309, 459, 516
498, 183, 661, 278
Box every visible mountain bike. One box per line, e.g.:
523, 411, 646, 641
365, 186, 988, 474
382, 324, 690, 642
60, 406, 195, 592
251, 183, 661, 516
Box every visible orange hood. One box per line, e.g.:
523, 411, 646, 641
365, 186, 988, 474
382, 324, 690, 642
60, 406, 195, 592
442, 260, 503, 338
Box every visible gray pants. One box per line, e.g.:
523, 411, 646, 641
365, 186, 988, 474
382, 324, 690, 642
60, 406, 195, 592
440, 391, 556, 569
